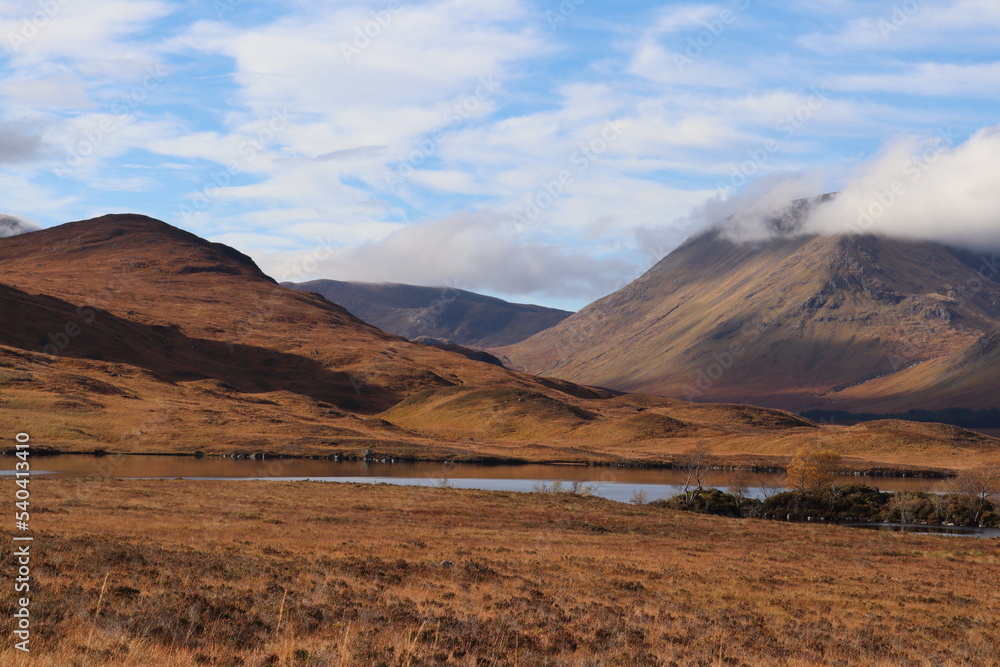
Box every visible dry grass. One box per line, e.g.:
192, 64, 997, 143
1, 478, 997, 666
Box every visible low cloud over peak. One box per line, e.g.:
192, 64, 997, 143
257, 211, 637, 305
702, 124, 1000, 251
0, 214, 40, 238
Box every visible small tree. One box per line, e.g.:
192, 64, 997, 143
755, 472, 780, 500
678, 443, 712, 507
728, 467, 750, 500
953, 464, 1000, 525
786, 447, 841, 492
628, 489, 650, 506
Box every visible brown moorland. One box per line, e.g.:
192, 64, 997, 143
1, 215, 999, 473
0, 478, 997, 666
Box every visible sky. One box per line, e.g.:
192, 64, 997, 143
0, 0, 998, 310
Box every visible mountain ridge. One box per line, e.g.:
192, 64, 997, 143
285, 278, 571, 347
500, 230, 1000, 411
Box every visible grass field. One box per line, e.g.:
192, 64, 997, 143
1, 479, 998, 666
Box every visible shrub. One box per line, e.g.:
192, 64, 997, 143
660, 489, 760, 518
762, 484, 890, 522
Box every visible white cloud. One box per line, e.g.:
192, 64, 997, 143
256, 211, 638, 300
831, 61, 1000, 97
648, 4, 726, 35
700, 124, 1000, 251
806, 125, 1000, 249
798, 0, 1000, 53
0, 213, 39, 237
0, 0, 172, 74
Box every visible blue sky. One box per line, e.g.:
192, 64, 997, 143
1, 0, 998, 309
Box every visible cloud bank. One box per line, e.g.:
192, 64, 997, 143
258, 211, 637, 304
0, 214, 40, 238
705, 124, 1000, 251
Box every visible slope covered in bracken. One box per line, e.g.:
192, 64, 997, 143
500, 230, 1000, 412
0, 214, 996, 471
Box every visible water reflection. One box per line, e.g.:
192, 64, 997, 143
2, 454, 953, 504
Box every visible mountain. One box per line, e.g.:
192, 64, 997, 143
284, 279, 571, 347
499, 230, 1000, 411
832, 328, 1000, 411
0, 214, 996, 471
0, 214, 553, 415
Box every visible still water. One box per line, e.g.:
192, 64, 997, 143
3, 454, 952, 504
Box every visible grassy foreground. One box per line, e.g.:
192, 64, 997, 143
1, 479, 998, 666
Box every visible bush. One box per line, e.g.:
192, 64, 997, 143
654, 484, 1000, 528
762, 484, 890, 522
659, 489, 760, 518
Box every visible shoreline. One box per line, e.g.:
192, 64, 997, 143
1, 447, 958, 479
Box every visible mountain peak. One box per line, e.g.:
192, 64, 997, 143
0, 213, 268, 281
502, 230, 1000, 411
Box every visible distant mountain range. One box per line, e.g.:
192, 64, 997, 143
500, 229, 1000, 412
2, 213, 985, 470
283, 279, 571, 347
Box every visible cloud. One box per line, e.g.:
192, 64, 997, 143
699, 124, 1000, 250
0, 0, 173, 77
696, 173, 829, 243
648, 4, 727, 35
0, 119, 45, 163
256, 211, 638, 301
831, 61, 1000, 97
0, 214, 40, 238
798, 0, 1000, 53
314, 146, 387, 162
806, 125, 1000, 249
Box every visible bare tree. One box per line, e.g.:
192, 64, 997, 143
755, 472, 780, 500
888, 493, 916, 524
678, 443, 712, 506
728, 467, 750, 501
